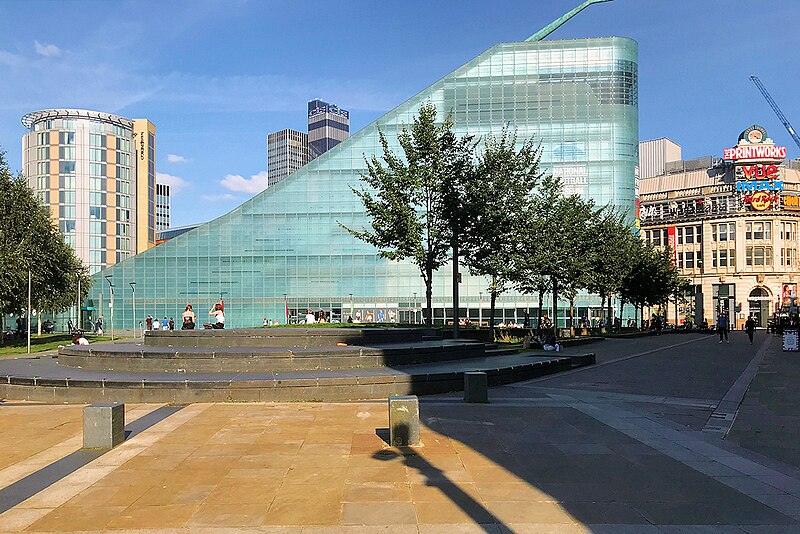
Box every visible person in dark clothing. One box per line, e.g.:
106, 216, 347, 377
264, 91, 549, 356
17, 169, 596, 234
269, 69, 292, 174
745, 316, 756, 344
717, 313, 730, 343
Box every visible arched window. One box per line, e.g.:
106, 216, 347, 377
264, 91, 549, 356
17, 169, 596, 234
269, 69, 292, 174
749, 287, 769, 298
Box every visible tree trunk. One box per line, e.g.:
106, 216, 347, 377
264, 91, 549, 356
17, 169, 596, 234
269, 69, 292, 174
552, 276, 559, 341
607, 293, 613, 332
452, 232, 459, 339
425, 265, 433, 327
537, 289, 544, 338
599, 293, 606, 333
569, 297, 575, 337
489, 288, 497, 343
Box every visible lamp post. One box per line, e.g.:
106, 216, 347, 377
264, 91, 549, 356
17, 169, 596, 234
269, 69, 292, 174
27, 269, 31, 354
104, 276, 114, 341
129, 282, 136, 339
479, 292, 483, 327
349, 293, 354, 321
413, 292, 417, 325
283, 293, 288, 324
76, 273, 81, 333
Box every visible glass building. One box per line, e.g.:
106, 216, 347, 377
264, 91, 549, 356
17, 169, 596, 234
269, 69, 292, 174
88, 37, 639, 329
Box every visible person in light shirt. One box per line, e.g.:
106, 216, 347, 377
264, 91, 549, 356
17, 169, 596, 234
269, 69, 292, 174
305, 309, 316, 324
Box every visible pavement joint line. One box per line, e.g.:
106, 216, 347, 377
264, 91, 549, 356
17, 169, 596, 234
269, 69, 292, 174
0, 403, 161, 488
562, 396, 800, 519
512, 334, 711, 384
702, 334, 773, 437
0, 402, 211, 531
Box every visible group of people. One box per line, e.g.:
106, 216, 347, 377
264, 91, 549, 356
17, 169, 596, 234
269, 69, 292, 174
144, 303, 226, 331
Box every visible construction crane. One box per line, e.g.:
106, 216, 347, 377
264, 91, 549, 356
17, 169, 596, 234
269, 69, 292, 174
750, 75, 800, 152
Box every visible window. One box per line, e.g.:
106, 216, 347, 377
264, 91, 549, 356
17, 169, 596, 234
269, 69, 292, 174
781, 221, 797, 241
696, 225, 702, 243
59, 175, 75, 189
37, 146, 49, 160
90, 134, 105, 147
677, 252, 684, 269
59, 161, 75, 174
37, 161, 49, 175
37, 132, 48, 145
89, 206, 105, 220
685, 251, 695, 269
58, 190, 75, 204
781, 248, 797, 267
685, 226, 694, 244
59, 220, 75, 233
746, 246, 773, 267
652, 229, 662, 247
59, 131, 75, 145
677, 227, 683, 245
714, 223, 734, 242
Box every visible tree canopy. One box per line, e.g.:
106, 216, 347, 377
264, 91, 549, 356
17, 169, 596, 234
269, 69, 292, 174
0, 148, 91, 318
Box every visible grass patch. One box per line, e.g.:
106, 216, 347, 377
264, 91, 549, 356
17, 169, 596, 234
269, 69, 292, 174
0, 334, 115, 355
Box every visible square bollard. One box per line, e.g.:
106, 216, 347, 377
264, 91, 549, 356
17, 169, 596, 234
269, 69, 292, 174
388, 395, 419, 446
83, 403, 125, 449
464, 372, 489, 403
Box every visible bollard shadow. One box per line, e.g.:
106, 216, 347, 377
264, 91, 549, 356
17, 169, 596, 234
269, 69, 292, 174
372, 447, 501, 532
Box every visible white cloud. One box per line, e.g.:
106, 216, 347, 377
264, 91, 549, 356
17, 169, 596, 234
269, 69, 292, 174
166, 153, 188, 163
220, 171, 269, 194
34, 40, 61, 58
156, 172, 190, 192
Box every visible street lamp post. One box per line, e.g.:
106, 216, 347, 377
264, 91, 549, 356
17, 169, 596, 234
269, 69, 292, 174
479, 292, 483, 327
129, 282, 137, 339
104, 276, 114, 341
413, 293, 417, 325
283, 293, 288, 324
76, 273, 81, 333
349, 293, 354, 321
27, 269, 31, 354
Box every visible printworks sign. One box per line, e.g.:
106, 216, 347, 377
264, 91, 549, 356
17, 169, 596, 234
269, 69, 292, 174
725, 124, 786, 211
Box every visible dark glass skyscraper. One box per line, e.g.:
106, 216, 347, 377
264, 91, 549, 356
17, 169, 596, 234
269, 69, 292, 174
307, 99, 350, 160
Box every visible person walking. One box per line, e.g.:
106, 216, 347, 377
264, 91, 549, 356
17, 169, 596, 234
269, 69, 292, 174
745, 315, 756, 344
717, 312, 730, 343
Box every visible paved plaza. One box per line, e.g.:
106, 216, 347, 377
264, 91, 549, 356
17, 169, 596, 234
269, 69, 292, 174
1, 332, 800, 532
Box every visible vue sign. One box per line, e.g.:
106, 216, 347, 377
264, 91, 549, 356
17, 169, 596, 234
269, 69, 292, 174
740, 164, 779, 179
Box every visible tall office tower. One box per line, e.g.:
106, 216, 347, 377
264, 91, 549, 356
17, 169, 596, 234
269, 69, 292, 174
155, 182, 170, 231
307, 99, 349, 160
267, 129, 309, 188
21, 109, 157, 274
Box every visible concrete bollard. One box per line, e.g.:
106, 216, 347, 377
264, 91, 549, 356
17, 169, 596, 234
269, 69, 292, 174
388, 395, 420, 446
83, 403, 125, 449
464, 371, 489, 403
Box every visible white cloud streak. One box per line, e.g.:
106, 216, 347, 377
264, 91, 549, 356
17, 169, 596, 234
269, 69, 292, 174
34, 41, 61, 58
220, 171, 269, 194
166, 154, 188, 163
156, 172, 190, 192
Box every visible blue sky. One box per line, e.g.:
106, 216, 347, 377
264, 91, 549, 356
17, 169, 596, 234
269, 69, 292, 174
1, 0, 798, 227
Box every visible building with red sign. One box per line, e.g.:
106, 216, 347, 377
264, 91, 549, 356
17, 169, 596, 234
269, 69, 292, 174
639, 126, 800, 329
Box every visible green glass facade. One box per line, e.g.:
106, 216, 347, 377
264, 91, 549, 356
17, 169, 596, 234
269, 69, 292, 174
88, 37, 638, 329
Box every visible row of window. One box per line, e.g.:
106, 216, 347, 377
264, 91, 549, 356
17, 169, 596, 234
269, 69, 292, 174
647, 221, 800, 247
745, 222, 771, 240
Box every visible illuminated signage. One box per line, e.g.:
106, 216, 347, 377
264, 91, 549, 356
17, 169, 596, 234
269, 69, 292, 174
724, 124, 786, 162
739, 164, 779, 180
745, 191, 776, 211
724, 145, 786, 161
735, 180, 783, 192
783, 195, 800, 211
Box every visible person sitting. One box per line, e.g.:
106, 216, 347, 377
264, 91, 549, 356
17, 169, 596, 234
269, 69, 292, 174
206, 303, 225, 329
72, 336, 89, 345
152, 319, 161, 331
181, 305, 196, 330
542, 331, 561, 352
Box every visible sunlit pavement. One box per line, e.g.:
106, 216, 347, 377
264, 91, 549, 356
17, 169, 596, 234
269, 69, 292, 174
0, 332, 799, 533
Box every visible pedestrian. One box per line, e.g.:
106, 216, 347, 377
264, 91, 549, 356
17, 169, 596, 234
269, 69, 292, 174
207, 303, 225, 329
161, 316, 169, 329
305, 309, 316, 324
181, 305, 196, 329
168, 318, 174, 331
354, 310, 361, 322
152, 318, 161, 331
717, 312, 730, 343
745, 315, 755, 344
146, 315, 153, 331
263, 317, 268, 327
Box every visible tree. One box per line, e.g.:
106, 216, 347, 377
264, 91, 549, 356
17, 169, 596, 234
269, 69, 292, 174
0, 148, 90, 326
342, 103, 473, 326
620, 242, 679, 326
516, 176, 598, 340
461, 128, 545, 339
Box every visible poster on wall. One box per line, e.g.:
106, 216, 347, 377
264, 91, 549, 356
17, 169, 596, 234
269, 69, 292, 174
782, 283, 797, 306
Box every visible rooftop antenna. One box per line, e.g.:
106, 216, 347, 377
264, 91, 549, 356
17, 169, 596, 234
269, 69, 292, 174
526, 0, 613, 42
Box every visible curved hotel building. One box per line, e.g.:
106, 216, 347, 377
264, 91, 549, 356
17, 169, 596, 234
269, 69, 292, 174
86, 35, 639, 329
21, 110, 159, 275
